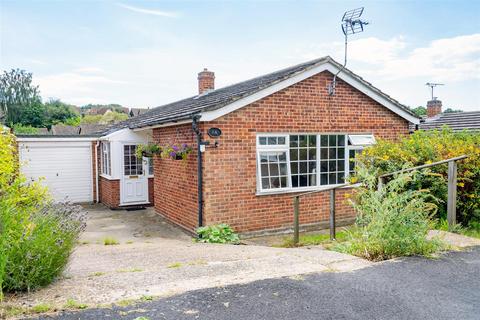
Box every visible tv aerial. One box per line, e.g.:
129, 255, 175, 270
328, 7, 369, 96
425, 82, 444, 100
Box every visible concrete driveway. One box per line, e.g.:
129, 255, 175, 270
6, 205, 371, 312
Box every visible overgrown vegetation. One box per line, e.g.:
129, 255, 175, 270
0, 129, 86, 296
279, 230, 349, 248
336, 165, 443, 261
356, 129, 480, 226
196, 223, 240, 244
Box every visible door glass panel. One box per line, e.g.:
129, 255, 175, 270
124, 145, 143, 176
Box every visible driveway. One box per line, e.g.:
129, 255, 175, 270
6, 205, 370, 311
39, 246, 480, 320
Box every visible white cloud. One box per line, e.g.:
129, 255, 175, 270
116, 3, 178, 18
35, 72, 127, 104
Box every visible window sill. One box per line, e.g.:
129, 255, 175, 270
99, 174, 115, 180
255, 184, 358, 196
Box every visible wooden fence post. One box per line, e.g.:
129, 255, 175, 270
447, 160, 457, 226
293, 196, 299, 246
330, 189, 336, 240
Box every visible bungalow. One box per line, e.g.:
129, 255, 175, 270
418, 99, 480, 131
17, 56, 419, 235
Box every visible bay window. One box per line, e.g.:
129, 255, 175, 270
256, 133, 374, 193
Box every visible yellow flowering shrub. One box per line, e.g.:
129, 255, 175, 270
356, 128, 480, 225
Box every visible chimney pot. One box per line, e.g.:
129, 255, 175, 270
198, 68, 215, 94
427, 99, 442, 118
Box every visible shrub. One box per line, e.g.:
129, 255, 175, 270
356, 128, 480, 225
196, 224, 240, 244
0, 129, 87, 295
337, 165, 443, 261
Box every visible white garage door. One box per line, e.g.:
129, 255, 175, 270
18, 140, 94, 203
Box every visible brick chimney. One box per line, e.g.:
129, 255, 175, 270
427, 99, 442, 118
198, 68, 215, 94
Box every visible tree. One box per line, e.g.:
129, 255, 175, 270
0, 69, 41, 125
444, 108, 463, 113
44, 99, 79, 127
22, 103, 46, 127
411, 106, 427, 117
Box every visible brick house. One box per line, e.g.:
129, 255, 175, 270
17, 56, 419, 235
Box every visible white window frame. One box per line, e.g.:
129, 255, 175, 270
145, 157, 154, 177
256, 133, 374, 195
100, 141, 111, 177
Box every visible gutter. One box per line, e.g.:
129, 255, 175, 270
192, 114, 204, 229
94, 141, 100, 203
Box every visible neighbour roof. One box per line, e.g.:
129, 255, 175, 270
101, 56, 417, 135
419, 111, 480, 131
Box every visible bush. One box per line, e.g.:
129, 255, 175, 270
196, 224, 240, 244
356, 128, 480, 225
337, 165, 443, 261
0, 129, 86, 295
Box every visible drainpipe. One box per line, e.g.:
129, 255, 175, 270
192, 115, 203, 228
94, 140, 100, 203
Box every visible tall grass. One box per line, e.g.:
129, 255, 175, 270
337, 165, 443, 261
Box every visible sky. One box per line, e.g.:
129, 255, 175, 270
1, 0, 479, 111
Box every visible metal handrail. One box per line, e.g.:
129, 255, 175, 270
292, 155, 468, 246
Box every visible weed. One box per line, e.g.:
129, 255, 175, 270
117, 299, 136, 307
140, 295, 154, 301
64, 299, 88, 310
31, 303, 53, 313
167, 262, 182, 269
117, 268, 143, 273
103, 237, 119, 245
89, 272, 106, 277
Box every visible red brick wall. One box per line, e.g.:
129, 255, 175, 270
153, 71, 409, 234
152, 124, 199, 230
99, 177, 120, 208
148, 177, 154, 204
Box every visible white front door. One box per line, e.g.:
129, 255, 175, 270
121, 144, 148, 204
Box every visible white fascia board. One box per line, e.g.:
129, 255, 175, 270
101, 127, 130, 140
131, 119, 192, 132
16, 137, 97, 142
200, 62, 419, 125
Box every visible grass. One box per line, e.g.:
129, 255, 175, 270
166, 262, 182, 269
31, 303, 53, 313
116, 268, 143, 273
89, 271, 106, 277
277, 229, 349, 248
64, 299, 88, 310
116, 299, 136, 307
103, 237, 120, 245
461, 227, 480, 239
140, 295, 154, 301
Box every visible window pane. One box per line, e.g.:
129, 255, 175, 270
337, 160, 345, 171
280, 163, 288, 175
260, 154, 268, 163
329, 135, 336, 146
329, 148, 336, 159
280, 176, 287, 188
320, 173, 328, 185
291, 175, 299, 187
262, 178, 270, 189
300, 162, 307, 174
269, 163, 279, 176
299, 135, 307, 147
290, 149, 298, 161
321, 135, 328, 147
291, 162, 298, 174
261, 164, 269, 176
337, 147, 345, 159
271, 177, 280, 188
329, 173, 337, 184
320, 148, 328, 159
299, 148, 308, 160
338, 172, 345, 183
329, 160, 337, 171
259, 137, 267, 145
290, 135, 298, 147
309, 174, 317, 186
299, 175, 308, 187
268, 137, 277, 145
308, 135, 316, 147
320, 161, 328, 172
308, 148, 316, 160
278, 137, 286, 145
268, 154, 278, 162
338, 135, 345, 146
279, 153, 286, 161
308, 161, 316, 174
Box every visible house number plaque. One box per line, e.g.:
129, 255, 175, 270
208, 127, 222, 138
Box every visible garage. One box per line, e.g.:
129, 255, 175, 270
18, 138, 95, 203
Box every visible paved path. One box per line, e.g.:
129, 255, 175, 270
38, 246, 480, 320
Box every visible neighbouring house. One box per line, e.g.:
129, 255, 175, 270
16, 56, 419, 235
418, 99, 480, 131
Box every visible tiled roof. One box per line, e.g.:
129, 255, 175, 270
419, 111, 480, 131
100, 56, 416, 135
